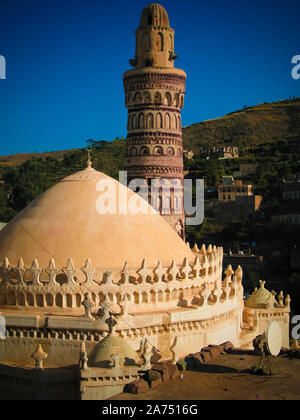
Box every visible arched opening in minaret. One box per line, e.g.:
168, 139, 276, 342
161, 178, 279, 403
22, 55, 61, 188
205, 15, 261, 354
134, 92, 142, 104
154, 92, 162, 105
143, 91, 151, 103
130, 147, 138, 157
156, 112, 163, 128
147, 113, 154, 128
163, 197, 171, 214
165, 113, 171, 129
132, 114, 137, 129
166, 92, 172, 106
174, 196, 182, 213
153, 146, 163, 155
140, 146, 150, 156
157, 32, 164, 51
138, 112, 145, 129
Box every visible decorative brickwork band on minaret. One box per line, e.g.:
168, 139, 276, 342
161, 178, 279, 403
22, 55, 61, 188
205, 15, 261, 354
123, 3, 186, 239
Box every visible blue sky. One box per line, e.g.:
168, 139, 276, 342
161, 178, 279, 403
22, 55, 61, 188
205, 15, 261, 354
0, 0, 299, 155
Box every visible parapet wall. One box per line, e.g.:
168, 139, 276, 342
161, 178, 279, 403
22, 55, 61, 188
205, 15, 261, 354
0, 245, 231, 313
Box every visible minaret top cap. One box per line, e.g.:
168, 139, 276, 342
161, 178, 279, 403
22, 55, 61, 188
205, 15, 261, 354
140, 3, 170, 28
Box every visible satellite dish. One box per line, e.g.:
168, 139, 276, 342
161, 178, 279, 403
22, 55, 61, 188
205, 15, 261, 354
252, 320, 283, 375
266, 320, 282, 357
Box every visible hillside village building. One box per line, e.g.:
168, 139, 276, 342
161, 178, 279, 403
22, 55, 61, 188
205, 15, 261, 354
215, 176, 262, 221
217, 176, 253, 202
0, 4, 291, 400
281, 178, 300, 200
199, 146, 239, 160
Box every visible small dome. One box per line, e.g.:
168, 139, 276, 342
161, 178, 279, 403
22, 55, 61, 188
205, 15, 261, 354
245, 281, 273, 308
140, 3, 170, 28
90, 333, 139, 367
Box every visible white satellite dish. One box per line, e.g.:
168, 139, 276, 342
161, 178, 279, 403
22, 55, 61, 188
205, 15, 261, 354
266, 320, 282, 357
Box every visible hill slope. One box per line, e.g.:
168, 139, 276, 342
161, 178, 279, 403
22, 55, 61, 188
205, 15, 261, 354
1, 98, 299, 169
0, 149, 80, 168
182, 98, 300, 151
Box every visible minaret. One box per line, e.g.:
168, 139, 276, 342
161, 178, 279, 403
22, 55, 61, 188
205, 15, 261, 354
123, 3, 186, 239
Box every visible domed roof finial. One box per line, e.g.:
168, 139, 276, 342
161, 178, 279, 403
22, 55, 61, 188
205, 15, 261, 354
86, 146, 93, 169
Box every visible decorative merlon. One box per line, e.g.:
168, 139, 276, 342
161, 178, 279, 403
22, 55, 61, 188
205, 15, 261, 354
63, 258, 77, 287
153, 260, 164, 283
81, 259, 95, 287
79, 342, 89, 371
31, 344, 48, 369
137, 259, 151, 285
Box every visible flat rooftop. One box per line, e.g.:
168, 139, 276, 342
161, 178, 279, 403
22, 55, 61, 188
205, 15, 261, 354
110, 350, 300, 401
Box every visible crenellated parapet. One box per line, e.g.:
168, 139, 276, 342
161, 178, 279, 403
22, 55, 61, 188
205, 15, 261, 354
0, 244, 243, 313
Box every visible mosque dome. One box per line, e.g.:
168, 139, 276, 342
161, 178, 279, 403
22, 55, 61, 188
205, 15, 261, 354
0, 165, 194, 271
245, 281, 273, 308
139, 3, 170, 28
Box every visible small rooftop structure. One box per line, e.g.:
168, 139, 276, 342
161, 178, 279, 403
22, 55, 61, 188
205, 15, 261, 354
245, 281, 274, 309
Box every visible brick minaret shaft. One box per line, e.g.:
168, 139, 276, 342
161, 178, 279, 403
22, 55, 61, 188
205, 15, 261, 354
123, 3, 186, 239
